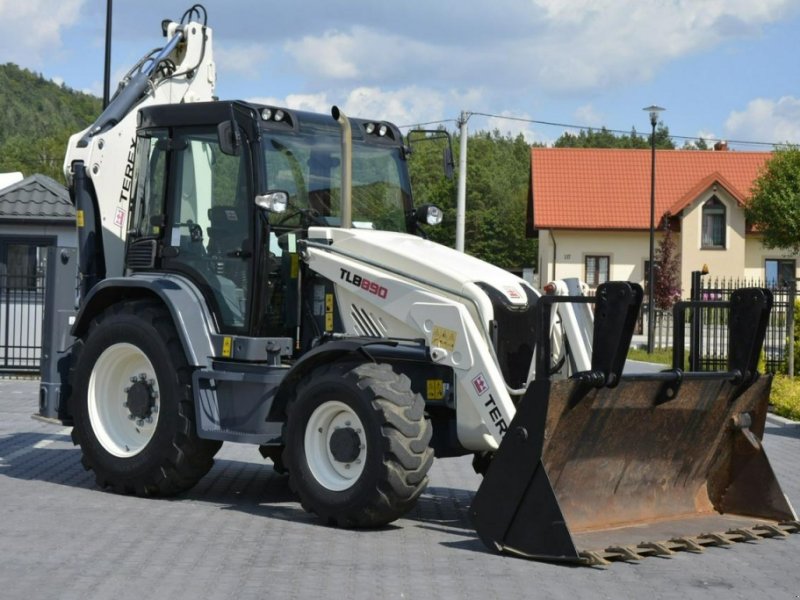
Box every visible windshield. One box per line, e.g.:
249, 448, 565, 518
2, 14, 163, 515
261, 124, 411, 232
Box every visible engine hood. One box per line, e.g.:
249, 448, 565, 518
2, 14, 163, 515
307, 227, 534, 306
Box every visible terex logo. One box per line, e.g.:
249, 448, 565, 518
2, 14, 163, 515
339, 268, 389, 299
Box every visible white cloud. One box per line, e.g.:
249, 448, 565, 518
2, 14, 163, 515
486, 111, 539, 143
574, 104, 603, 127
250, 85, 454, 127
724, 96, 800, 145
276, 1, 794, 96
247, 93, 331, 114
0, 0, 85, 65
526, 0, 794, 92
215, 42, 270, 80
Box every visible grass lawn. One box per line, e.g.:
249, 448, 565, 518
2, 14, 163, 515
627, 347, 800, 421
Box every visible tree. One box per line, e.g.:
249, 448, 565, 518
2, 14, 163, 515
746, 147, 800, 254
653, 224, 682, 309
554, 123, 674, 149
406, 129, 537, 270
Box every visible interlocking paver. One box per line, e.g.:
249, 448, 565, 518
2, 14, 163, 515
1, 379, 798, 600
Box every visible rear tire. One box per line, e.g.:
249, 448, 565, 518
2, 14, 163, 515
284, 361, 433, 527
70, 300, 221, 496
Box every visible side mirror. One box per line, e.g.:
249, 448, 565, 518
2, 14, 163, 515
217, 120, 241, 156
415, 204, 443, 226
255, 191, 288, 213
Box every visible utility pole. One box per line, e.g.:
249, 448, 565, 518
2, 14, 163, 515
455, 111, 469, 252
103, 0, 113, 109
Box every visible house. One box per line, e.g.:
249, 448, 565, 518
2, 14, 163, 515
0, 173, 76, 284
528, 147, 799, 294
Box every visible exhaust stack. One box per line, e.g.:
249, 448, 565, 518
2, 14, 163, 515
331, 105, 353, 229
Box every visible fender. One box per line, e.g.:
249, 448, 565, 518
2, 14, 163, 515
71, 273, 216, 367
269, 336, 430, 420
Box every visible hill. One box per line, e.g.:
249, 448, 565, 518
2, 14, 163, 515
0, 64, 102, 182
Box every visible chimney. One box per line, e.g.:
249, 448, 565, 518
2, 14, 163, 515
714, 140, 729, 151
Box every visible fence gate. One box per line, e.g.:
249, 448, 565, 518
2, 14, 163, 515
0, 255, 47, 372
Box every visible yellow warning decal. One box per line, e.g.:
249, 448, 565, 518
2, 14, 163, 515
431, 325, 457, 352
290, 254, 299, 278
427, 379, 445, 401
325, 313, 334, 332
222, 336, 233, 357
76, 210, 85, 228
325, 293, 334, 313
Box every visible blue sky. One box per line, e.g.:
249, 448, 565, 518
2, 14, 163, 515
3, 0, 800, 150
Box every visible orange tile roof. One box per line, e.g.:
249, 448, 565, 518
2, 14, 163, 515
530, 148, 771, 230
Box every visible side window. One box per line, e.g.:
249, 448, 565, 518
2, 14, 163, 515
167, 128, 253, 332
130, 130, 168, 238
701, 196, 726, 249
585, 255, 610, 287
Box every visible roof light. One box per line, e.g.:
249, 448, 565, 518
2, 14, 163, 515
378, 124, 388, 137
261, 108, 272, 121
274, 109, 285, 122
365, 122, 376, 134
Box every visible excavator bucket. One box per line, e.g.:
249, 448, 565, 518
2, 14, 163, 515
470, 284, 799, 564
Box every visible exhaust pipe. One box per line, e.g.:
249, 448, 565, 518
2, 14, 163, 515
331, 105, 352, 229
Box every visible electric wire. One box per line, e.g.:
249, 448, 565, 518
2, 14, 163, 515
404, 110, 790, 149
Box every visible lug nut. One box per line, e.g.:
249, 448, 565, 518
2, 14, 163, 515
152, 406, 158, 414
128, 414, 135, 420
130, 376, 138, 383
136, 419, 144, 427
146, 417, 153, 424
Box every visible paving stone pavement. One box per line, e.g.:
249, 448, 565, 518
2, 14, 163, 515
1, 378, 799, 600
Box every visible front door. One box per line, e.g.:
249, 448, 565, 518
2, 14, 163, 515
162, 127, 254, 333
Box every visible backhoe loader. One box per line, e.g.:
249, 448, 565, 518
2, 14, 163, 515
38, 5, 797, 564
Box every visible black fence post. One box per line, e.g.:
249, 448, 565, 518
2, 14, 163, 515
689, 270, 702, 371
788, 281, 796, 377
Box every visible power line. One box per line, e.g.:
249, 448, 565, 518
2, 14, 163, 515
398, 118, 457, 129
414, 110, 787, 149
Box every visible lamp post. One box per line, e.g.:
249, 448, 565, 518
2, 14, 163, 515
643, 105, 665, 354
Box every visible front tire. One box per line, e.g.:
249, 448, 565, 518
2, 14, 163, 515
284, 361, 433, 527
70, 300, 221, 496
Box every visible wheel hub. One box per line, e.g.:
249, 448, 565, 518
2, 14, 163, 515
125, 374, 156, 420
329, 427, 361, 463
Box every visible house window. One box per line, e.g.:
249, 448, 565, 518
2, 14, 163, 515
701, 196, 726, 249
585, 255, 609, 287
765, 259, 796, 288
0, 236, 54, 293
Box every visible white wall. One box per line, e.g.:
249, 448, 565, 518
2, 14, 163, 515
678, 186, 745, 286
538, 229, 663, 289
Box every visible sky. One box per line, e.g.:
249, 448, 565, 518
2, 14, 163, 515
2, 0, 800, 150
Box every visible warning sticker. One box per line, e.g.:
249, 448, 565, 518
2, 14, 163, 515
427, 379, 445, 400
114, 207, 126, 228
431, 325, 457, 352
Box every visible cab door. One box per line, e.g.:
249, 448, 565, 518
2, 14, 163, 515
161, 126, 254, 334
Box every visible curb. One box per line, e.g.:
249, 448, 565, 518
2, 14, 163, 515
767, 412, 799, 427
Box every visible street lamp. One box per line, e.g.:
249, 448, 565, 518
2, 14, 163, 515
643, 105, 665, 354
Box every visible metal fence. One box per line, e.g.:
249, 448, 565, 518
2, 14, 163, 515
0, 273, 46, 372
643, 277, 797, 375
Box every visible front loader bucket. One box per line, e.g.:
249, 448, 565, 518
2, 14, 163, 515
472, 376, 798, 564
470, 285, 799, 564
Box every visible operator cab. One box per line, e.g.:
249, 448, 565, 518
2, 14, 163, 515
125, 101, 420, 343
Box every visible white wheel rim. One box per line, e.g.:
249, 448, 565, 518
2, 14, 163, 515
87, 342, 160, 458
304, 400, 367, 491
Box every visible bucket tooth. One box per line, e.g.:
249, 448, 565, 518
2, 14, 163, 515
726, 528, 760, 542
753, 524, 789, 537
669, 537, 705, 553
698, 532, 733, 546
636, 541, 675, 556
605, 546, 643, 562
